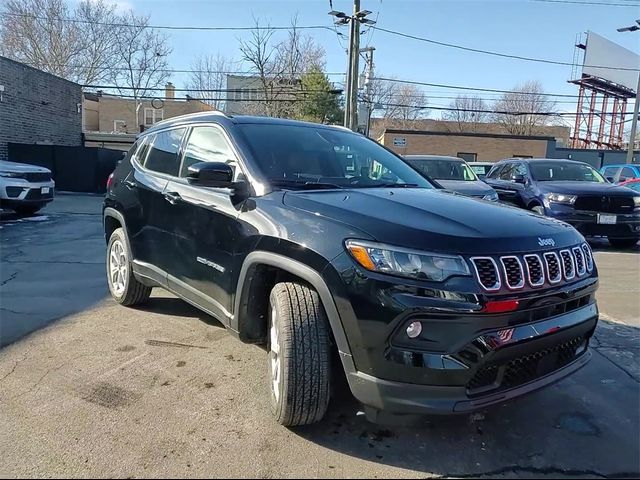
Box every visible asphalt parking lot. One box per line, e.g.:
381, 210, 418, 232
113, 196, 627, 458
0, 194, 639, 478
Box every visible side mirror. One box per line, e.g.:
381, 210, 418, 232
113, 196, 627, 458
187, 161, 234, 188
514, 174, 526, 184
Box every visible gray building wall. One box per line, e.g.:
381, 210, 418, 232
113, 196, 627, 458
551, 148, 640, 169
0, 56, 82, 161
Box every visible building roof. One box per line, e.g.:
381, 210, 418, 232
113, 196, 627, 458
383, 128, 558, 142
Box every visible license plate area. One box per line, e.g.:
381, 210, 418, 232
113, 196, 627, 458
597, 214, 616, 224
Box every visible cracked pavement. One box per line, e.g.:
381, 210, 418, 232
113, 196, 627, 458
0, 195, 638, 478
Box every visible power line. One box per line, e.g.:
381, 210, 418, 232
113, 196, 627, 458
528, 0, 640, 6
0, 12, 334, 32
373, 77, 582, 98
84, 85, 342, 95
373, 101, 631, 116
372, 26, 640, 71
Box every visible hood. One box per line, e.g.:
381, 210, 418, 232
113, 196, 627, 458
283, 188, 582, 255
0, 160, 50, 174
537, 181, 638, 197
436, 179, 494, 197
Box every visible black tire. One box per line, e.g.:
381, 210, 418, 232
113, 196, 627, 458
608, 237, 639, 249
14, 205, 41, 216
530, 204, 545, 216
106, 228, 152, 306
268, 282, 331, 427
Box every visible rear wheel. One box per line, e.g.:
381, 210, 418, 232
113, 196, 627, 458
107, 228, 152, 306
608, 237, 639, 249
268, 282, 331, 426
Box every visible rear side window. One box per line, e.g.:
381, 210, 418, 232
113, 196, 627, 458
144, 128, 186, 176
498, 164, 517, 180
602, 167, 619, 181
180, 126, 236, 177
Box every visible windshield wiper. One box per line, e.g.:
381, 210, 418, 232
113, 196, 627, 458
268, 179, 344, 190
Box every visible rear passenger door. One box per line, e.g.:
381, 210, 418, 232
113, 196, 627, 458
162, 125, 247, 324
129, 127, 186, 278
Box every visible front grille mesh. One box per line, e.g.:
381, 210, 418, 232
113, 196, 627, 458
472, 244, 593, 292
472, 258, 500, 290
501, 257, 523, 289
467, 336, 587, 395
560, 250, 575, 279
524, 255, 544, 286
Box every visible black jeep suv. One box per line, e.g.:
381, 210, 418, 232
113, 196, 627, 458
104, 113, 599, 426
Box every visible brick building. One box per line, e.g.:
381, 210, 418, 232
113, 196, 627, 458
83, 83, 213, 135
381, 129, 557, 163
0, 56, 82, 161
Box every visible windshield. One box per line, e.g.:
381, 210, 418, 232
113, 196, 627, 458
237, 124, 434, 189
530, 162, 606, 183
408, 158, 478, 181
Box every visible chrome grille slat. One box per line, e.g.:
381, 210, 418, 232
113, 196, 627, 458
572, 247, 586, 276
582, 243, 594, 272
544, 252, 562, 284
560, 250, 576, 280
524, 254, 545, 287
500, 256, 525, 289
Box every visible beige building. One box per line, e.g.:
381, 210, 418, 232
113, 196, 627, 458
83, 83, 213, 135
371, 118, 570, 148
380, 129, 556, 163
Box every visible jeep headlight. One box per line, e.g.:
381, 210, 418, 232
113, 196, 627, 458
545, 193, 577, 206
345, 240, 470, 281
0, 171, 23, 178
483, 191, 499, 201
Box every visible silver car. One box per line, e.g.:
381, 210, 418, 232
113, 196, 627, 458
0, 160, 54, 215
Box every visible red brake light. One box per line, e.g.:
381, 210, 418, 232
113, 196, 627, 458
106, 173, 114, 190
482, 300, 520, 314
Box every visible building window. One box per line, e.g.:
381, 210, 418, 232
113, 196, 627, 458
513, 155, 533, 159
457, 152, 477, 163
113, 120, 127, 133
144, 108, 164, 126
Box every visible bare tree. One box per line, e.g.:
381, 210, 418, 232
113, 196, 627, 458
186, 54, 232, 110
492, 80, 558, 135
0, 0, 121, 84
238, 15, 326, 118
108, 11, 171, 129
367, 78, 429, 135
441, 95, 488, 132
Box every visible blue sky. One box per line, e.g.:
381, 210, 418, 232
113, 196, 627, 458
122, 0, 640, 114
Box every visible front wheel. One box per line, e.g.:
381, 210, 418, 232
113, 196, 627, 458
107, 228, 152, 306
268, 282, 331, 426
531, 205, 545, 216
608, 237, 639, 249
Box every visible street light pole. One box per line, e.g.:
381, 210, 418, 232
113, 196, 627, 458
618, 20, 640, 163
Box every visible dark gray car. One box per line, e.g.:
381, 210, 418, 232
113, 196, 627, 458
404, 155, 498, 201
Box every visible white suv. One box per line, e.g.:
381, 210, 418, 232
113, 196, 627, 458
0, 160, 55, 215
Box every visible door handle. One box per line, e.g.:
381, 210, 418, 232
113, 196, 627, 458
164, 191, 182, 205
124, 179, 137, 189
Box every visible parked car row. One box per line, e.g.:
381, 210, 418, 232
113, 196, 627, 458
401, 154, 640, 249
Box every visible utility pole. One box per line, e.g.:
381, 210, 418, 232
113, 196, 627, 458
625, 74, 640, 164
329, 3, 376, 132
618, 20, 640, 163
347, 0, 361, 131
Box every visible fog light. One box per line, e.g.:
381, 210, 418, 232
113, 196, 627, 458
406, 321, 422, 339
